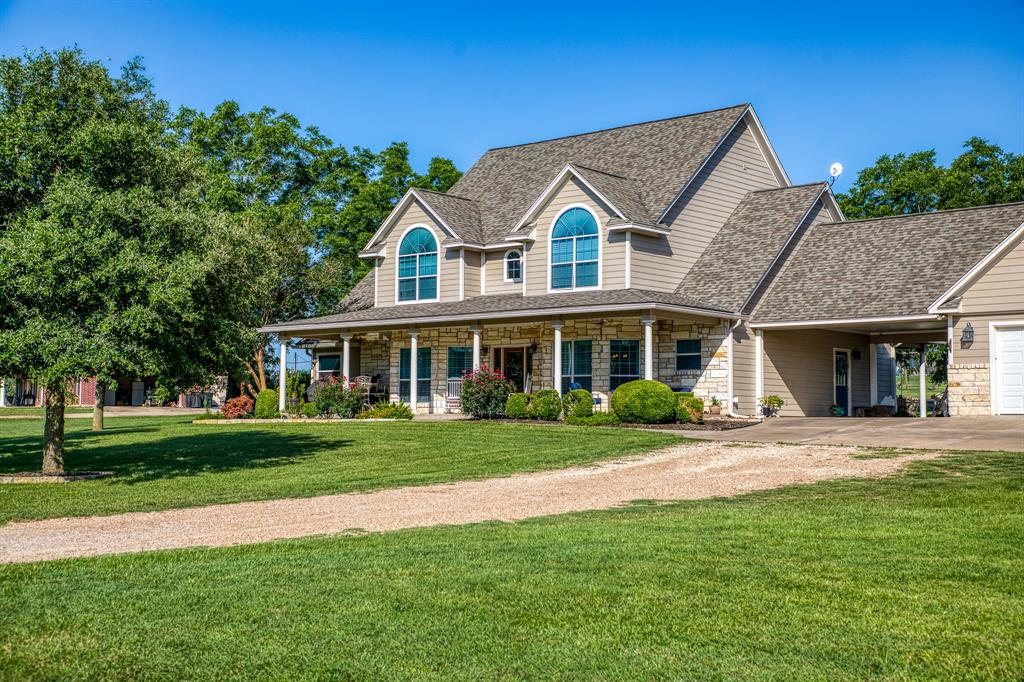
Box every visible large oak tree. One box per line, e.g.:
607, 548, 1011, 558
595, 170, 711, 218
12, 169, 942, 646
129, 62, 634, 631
0, 49, 256, 473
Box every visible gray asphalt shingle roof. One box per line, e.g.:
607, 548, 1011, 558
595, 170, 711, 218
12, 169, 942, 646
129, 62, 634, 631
444, 104, 748, 243
414, 189, 483, 243
753, 202, 1024, 322
274, 288, 731, 331
675, 183, 827, 312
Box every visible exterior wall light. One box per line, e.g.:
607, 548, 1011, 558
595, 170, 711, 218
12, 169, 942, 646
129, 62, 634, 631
962, 323, 974, 344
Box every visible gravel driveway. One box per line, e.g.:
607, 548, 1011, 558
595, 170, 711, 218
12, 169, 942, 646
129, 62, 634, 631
0, 442, 937, 564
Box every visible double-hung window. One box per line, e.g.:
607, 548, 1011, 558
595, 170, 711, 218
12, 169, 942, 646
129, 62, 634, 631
504, 250, 522, 282
317, 354, 341, 380
609, 340, 641, 391
397, 227, 438, 302
676, 339, 701, 371
550, 207, 598, 289
447, 347, 473, 380
560, 340, 593, 393
399, 347, 431, 404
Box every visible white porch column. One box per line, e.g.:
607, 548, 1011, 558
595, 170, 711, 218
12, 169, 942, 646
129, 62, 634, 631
869, 342, 878, 406
409, 330, 419, 410
754, 329, 764, 416
278, 336, 288, 413
918, 344, 927, 418
470, 325, 481, 370
0, 378, 6, 407
552, 322, 563, 395
341, 334, 352, 380
641, 316, 655, 380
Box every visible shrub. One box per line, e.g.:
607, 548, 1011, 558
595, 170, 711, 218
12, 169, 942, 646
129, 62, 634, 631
566, 412, 621, 426
311, 376, 365, 418
676, 392, 704, 424
461, 365, 515, 419
286, 372, 311, 402
611, 380, 677, 424
299, 402, 319, 418
220, 395, 253, 419
561, 388, 593, 419
528, 389, 562, 421
505, 393, 530, 419
759, 394, 785, 417
253, 389, 280, 419
357, 402, 414, 419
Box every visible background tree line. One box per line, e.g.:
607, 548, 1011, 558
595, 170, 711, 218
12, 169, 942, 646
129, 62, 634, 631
0, 48, 459, 473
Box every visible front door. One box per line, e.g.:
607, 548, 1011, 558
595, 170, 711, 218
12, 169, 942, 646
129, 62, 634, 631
834, 350, 850, 416
495, 347, 526, 393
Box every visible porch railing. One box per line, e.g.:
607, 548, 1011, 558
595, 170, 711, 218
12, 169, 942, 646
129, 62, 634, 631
446, 378, 463, 399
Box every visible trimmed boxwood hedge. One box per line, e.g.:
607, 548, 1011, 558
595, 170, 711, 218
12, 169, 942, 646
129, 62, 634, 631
566, 412, 620, 426
528, 389, 562, 421
253, 390, 279, 419
504, 393, 530, 419
676, 392, 704, 424
561, 388, 593, 419
610, 380, 677, 424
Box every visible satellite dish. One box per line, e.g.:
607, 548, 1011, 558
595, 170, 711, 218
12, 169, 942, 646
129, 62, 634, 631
829, 162, 843, 178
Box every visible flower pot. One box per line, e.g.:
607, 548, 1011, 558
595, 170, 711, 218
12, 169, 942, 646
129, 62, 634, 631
708, 405, 722, 415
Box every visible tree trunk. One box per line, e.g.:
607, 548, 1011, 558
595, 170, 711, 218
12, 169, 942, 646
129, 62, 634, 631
92, 381, 105, 431
42, 385, 66, 474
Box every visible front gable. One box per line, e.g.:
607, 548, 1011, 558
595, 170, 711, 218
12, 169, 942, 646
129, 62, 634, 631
373, 197, 458, 307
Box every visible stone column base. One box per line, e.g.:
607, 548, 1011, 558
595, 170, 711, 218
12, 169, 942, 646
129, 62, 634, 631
947, 363, 990, 416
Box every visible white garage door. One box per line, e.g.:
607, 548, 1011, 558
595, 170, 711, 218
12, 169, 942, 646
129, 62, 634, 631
996, 326, 1024, 415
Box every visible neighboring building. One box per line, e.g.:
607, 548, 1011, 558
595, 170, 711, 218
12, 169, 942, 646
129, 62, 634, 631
0, 375, 226, 408
261, 104, 1024, 417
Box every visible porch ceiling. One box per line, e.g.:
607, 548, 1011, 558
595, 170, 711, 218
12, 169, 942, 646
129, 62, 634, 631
752, 316, 948, 343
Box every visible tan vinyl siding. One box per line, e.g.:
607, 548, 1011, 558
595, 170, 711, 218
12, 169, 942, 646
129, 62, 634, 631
373, 200, 454, 307
485, 249, 524, 295
732, 322, 758, 416
959, 235, 1024, 314
463, 250, 482, 298
631, 117, 781, 291
951, 313, 1024, 364
524, 176, 620, 296
762, 329, 870, 417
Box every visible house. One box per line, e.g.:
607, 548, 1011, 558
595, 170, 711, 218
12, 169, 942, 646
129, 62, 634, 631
261, 104, 1024, 418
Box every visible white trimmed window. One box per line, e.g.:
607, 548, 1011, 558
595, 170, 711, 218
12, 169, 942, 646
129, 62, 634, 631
504, 250, 522, 282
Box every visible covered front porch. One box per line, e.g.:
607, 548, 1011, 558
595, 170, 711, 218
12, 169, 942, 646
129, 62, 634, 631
279, 311, 738, 415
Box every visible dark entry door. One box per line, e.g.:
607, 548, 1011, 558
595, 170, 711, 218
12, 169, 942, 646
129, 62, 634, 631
505, 349, 525, 392
834, 350, 850, 415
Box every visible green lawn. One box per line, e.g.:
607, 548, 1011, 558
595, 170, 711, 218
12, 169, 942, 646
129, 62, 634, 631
1, 451, 1020, 679
0, 417, 679, 524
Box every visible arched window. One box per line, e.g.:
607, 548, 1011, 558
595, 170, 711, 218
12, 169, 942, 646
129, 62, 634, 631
397, 227, 438, 301
504, 249, 522, 282
550, 207, 598, 289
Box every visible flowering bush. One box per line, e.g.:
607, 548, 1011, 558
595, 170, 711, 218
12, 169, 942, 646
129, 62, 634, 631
220, 395, 254, 419
460, 365, 515, 419
311, 376, 365, 418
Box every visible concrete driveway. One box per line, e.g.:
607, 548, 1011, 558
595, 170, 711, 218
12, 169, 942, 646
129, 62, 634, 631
688, 416, 1024, 452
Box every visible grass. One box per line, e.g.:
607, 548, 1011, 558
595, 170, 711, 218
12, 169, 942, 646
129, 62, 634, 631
0, 417, 679, 524
0, 451, 1020, 679
897, 373, 946, 399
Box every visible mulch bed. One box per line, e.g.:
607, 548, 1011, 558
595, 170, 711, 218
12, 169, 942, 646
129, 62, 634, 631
0, 471, 113, 484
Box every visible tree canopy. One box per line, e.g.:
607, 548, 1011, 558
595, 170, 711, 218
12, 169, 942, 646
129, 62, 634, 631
837, 137, 1024, 219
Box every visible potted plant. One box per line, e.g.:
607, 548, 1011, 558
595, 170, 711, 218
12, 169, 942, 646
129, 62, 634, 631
708, 395, 722, 415
758, 395, 785, 417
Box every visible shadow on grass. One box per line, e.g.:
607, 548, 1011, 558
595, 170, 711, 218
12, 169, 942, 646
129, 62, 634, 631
0, 425, 343, 483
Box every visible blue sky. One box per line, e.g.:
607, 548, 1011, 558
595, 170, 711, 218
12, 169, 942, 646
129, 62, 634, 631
2, 0, 1022, 194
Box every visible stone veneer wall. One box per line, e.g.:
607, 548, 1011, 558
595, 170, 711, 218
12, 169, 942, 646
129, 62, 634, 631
947, 363, 991, 416
383, 317, 731, 414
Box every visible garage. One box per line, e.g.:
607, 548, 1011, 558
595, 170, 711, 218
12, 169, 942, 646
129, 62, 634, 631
993, 324, 1024, 415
